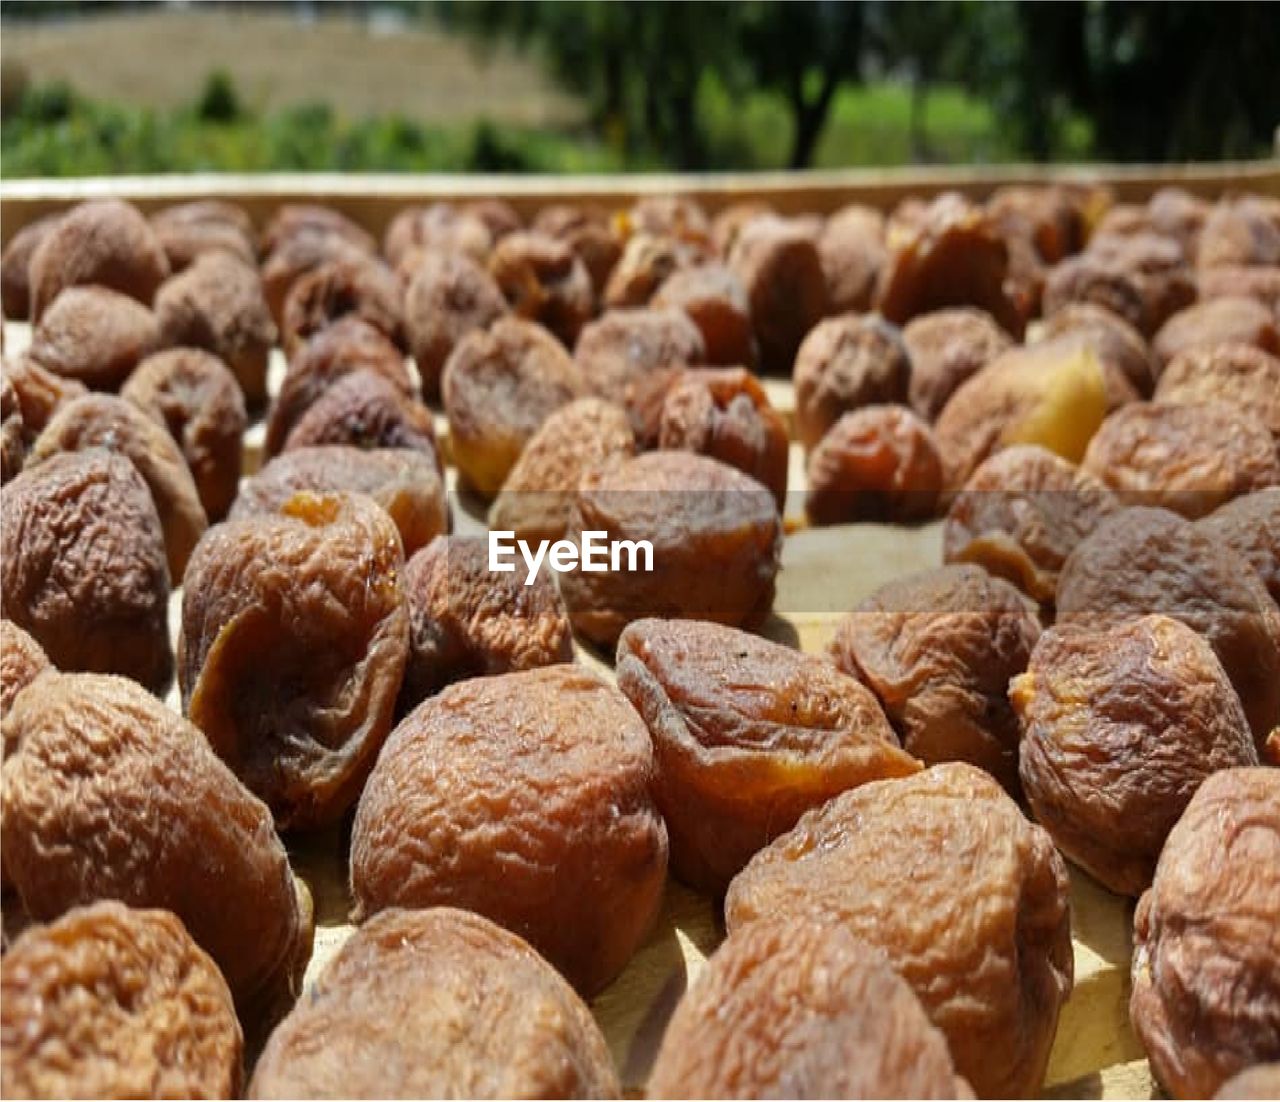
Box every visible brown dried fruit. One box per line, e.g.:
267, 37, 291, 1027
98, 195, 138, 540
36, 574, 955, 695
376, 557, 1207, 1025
806, 405, 944, 526
0, 452, 172, 693
488, 231, 593, 346
396, 535, 574, 711
1080, 401, 1279, 520
26, 285, 160, 391
560, 452, 782, 647
350, 666, 668, 996
0, 672, 309, 1025
249, 907, 619, 1099
0, 214, 60, 319
280, 255, 405, 356
987, 185, 1086, 264
260, 232, 372, 329
150, 200, 257, 273
402, 250, 508, 401
1056, 505, 1280, 748
1152, 296, 1279, 371
627, 194, 711, 241
532, 204, 622, 299
1198, 198, 1280, 269
265, 315, 411, 457
710, 200, 774, 256
1215, 1064, 1280, 1100
616, 618, 918, 893
944, 444, 1117, 605
1, 901, 243, 1100
818, 203, 887, 315
1012, 615, 1258, 896
121, 348, 247, 522
730, 216, 828, 373
232, 446, 447, 558
31, 393, 208, 579
726, 763, 1073, 1099
27, 200, 169, 322
154, 251, 277, 406
443, 316, 584, 495
180, 492, 409, 829
659, 366, 789, 508
1199, 264, 1280, 314
651, 263, 756, 367
604, 232, 709, 310
382, 202, 491, 268
1197, 488, 1280, 605
260, 204, 375, 260
0, 620, 50, 721
1155, 343, 1280, 438
488, 397, 635, 545
793, 313, 911, 451
281, 367, 437, 457
903, 307, 1014, 422
1131, 768, 1280, 1099
461, 198, 522, 242
2, 352, 88, 442
647, 914, 971, 1100
1036, 301, 1156, 397
829, 565, 1040, 794
0, 373, 22, 483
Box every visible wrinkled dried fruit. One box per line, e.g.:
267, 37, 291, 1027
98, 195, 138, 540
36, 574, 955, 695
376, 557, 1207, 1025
1155, 343, 1280, 438
1080, 401, 1279, 520
397, 535, 574, 711
829, 565, 1040, 794
1, 901, 242, 1099
818, 203, 887, 315
280, 255, 405, 355
710, 201, 774, 256
560, 452, 782, 647
260, 232, 372, 329
943, 444, 1118, 604
0, 373, 21, 483
233, 446, 446, 558
350, 666, 668, 995
383, 202, 491, 268
532, 204, 622, 299
27, 200, 168, 322
616, 618, 918, 893
488, 397, 635, 544
651, 263, 756, 367
1199, 264, 1280, 314
1012, 615, 1258, 896
150, 200, 257, 273
443, 316, 584, 495
488, 231, 593, 346
793, 313, 912, 452
154, 251, 277, 406
903, 307, 1014, 422
1, 214, 61, 319
987, 185, 1086, 264
0, 672, 309, 1025
659, 367, 788, 508
2, 353, 88, 442
260, 204, 376, 260
1131, 768, 1280, 1099
0, 620, 50, 721
1198, 198, 1280, 269
26, 285, 159, 391
627, 194, 711, 241
806, 405, 943, 526
0, 452, 171, 692
249, 907, 618, 1099
1215, 1064, 1280, 1100
402, 250, 508, 401
282, 367, 437, 457
31, 393, 208, 579
726, 763, 1072, 1099
1152, 296, 1279, 371
604, 232, 708, 310
121, 348, 247, 522
1036, 301, 1156, 397
1056, 506, 1280, 748
180, 492, 409, 829
1197, 488, 1280, 605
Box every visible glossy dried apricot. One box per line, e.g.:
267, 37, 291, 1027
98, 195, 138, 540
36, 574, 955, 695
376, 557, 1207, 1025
532, 203, 621, 300
651, 263, 756, 367
604, 232, 708, 310
488, 231, 593, 346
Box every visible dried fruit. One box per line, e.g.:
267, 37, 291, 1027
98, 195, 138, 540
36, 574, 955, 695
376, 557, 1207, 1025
616, 618, 918, 892
0, 452, 171, 693
383, 202, 491, 268
1199, 264, 1280, 314
1, 901, 243, 1099
122, 348, 247, 522
532, 204, 621, 299
0, 214, 60, 319
829, 565, 1040, 794
604, 232, 708, 310
0, 373, 21, 483
249, 907, 619, 1099
903, 307, 1014, 422
1012, 615, 1258, 896
651, 263, 756, 367
150, 199, 256, 273
443, 316, 584, 495
261, 204, 376, 260
560, 452, 782, 648
1197, 488, 1280, 604
488, 231, 593, 346
1036, 301, 1156, 397
818, 203, 887, 315
1155, 343, 1280, 439
986, 185, 1086, 264
260, 232, 371, 329
627, 194, 711, 241
726, 763, 1073, 1099
31, 393, 208, 579
805, 405, 943, 525
793, 313, 911, 451
711, 201, 774, 256
350, 666, 668, 995
26, 285, 160, 391
397, 535, 574, 711
280, 255, 405, 355
232, 446, 447, 558
1215, 1064, 1280, 1100
1131, 768, 1280, 1098
1056, 506, 1280, 748
0, 620, 50, 721
281, 367, 437, 457
1080, 401, 1279, 520
1198, 198, 1280, 268
1152, 296, 1279, 371
0, 672, 309, 1026
1, 353, 87, 442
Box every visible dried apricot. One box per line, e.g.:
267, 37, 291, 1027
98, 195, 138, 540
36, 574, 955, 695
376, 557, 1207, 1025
1036, 301, 1156, 397
260, 232, 371, 330
2, 352, 88, 442
651, 263, 756, 367
903, 307, 1014, 421
987, 185, 1086, 264
150, 199, 256, 273
1198, 198, 1280, 269
1152, 296, 1279, 371
1155, 343, 1280, 438
0, 620, 49, 721
604, 232, 708, 309
532, 203, 622, 300
1199, 264, 1280, 314
1197, 488, 1280, 605
26, 286, 159, 391
818, 203, 887, 314
488, 231, 593, 345
0, 373, 21, 483
383, 202, 491, 268
0, 214, 59, 320
281, 367, 437, 457
280, 254, 404, 356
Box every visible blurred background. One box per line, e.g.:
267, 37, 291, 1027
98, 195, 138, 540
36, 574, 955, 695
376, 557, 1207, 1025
2, 0, 1277, 178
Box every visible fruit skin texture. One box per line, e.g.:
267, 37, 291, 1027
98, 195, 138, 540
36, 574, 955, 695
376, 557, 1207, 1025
1131, 768, 1280, 1100
1197, 488, 1280, 605
1011, 615, 1258, 897
1, 901, 243, 1100
350, 665, 668, 997
904, 306, 1014, 422
615, 618, 919, 894
280, 255, 405, 355
1154, 342, 1280, 440
281, 367, 438, 457
646, 914, 972, 1100
249, 907, 620, 1100
26, 285, 160, 391
0, 619, 50, 722
179, 492, 409, 830
725, 763, 1073, 1100
1, 451, 172, 694
0, 672, 309, 1028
